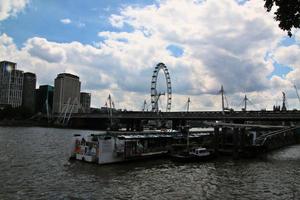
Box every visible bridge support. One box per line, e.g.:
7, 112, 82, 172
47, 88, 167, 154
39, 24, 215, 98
172, 119, 187, 130
221, 127, 227, 148
233, 128, 239, 159
240, 128, 246, 152
214, 127, 220, 155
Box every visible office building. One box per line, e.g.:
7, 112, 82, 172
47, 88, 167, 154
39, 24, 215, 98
80, 92, 91, 113
36, 85, 54, 114
53, 73, 81, 113
22, 72, 36, 113
0, 61, 23, 108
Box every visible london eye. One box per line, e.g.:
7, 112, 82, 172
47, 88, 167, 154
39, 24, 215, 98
150, 63, 172, 112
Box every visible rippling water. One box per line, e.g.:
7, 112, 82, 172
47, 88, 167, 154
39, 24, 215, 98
0, 127, 300, 200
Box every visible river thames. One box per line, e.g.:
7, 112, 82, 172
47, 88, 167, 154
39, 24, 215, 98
0, 127, 299, 199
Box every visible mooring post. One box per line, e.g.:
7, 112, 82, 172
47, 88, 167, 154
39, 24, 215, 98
214, 126, 220, 155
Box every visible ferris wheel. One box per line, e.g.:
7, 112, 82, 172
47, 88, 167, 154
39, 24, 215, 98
151, 63, 172, 112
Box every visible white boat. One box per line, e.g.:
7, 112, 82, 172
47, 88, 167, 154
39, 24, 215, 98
70, 132, 173, 165
189, 147, 211, 157
170, 147, 212, 162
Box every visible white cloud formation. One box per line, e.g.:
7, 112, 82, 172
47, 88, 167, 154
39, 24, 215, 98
60, 18, 71, 24
24, 37, 67, 63
0, 0, 29, 21
109, 14, 124, 28
1, 0, 300, 111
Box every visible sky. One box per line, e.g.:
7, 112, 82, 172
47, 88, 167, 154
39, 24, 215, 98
1, 0, 300, 111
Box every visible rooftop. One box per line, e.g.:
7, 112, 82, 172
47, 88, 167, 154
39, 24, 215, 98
56, 73, 79, 80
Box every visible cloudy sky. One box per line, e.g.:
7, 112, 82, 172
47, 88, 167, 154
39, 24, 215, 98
1, 0, 300, 111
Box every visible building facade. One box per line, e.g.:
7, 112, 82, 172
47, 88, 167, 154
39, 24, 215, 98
22, 72, 36, 113
53, 73, 81, 113
80, 92, 91, 113
0, 61, 24, 108
36, 85, 53, 114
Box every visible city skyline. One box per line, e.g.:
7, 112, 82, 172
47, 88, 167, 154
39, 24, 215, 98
1, 0, 300, 111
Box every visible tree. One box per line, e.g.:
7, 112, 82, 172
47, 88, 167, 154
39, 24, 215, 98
264, 0, 300, 36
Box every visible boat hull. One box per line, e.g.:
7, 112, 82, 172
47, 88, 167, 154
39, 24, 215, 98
170, 153, 212, 162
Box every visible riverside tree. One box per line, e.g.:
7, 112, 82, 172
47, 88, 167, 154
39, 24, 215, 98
264, 0, 300, 36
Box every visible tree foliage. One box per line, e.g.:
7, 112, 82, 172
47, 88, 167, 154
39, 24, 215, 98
264, 0, 300, 36
0, 106, 32, 120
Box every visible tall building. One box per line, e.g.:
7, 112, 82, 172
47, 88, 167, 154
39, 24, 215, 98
80, 92, 91, 113
22, 72, 36, 113
36, 85, 53, 114
53, 73, 81, 113
0, 61, 24, 108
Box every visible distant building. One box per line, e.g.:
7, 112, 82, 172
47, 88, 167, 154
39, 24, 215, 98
36, 85, 54, 114
0, 61, 23, 107
53, 73, 81, 113
22, 72, 36, 113
80, 92, 91, 113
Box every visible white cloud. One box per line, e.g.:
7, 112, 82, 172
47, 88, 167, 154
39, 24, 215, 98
60, 18, 86, 28
0, 0, 29, 21
1, 0, 300, 110
109, 14, 125, 28
24, 37, 67, 63
60, 18, 71, 24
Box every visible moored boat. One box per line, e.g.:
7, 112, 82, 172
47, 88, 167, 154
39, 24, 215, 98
69, 129, 214, 165
70, 131, 174, 165
170, 147, 212, 162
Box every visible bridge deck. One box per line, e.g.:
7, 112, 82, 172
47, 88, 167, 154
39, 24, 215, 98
69, 110, 300, 121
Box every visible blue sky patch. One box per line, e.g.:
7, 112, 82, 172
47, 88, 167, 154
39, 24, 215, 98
268, 62, 293, 79
167, 44, 184, 57
0, 0, 155, 47
279, 36, 296, 47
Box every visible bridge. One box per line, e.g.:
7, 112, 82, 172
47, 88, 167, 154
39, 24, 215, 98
66, 110, 300, 130
70, 110, 300, 121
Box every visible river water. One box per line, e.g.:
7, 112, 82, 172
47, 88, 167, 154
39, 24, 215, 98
0, 127, 299, 200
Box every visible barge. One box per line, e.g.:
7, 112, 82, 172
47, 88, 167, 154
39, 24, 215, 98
70, 130, 213, 165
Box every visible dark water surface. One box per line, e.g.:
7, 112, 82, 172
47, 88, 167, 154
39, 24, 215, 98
0, 127, 300, 200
